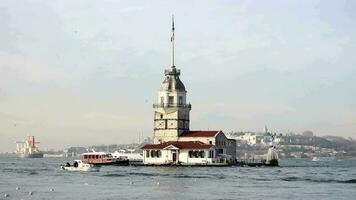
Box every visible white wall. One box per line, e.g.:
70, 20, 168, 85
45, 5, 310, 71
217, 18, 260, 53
143, 149, 217, 165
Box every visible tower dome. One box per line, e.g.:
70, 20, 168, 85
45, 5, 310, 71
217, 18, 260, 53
160, 66, 186, 92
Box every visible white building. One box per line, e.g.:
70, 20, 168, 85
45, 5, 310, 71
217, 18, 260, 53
143, 141, 223, 166
229, 132, 261, 146
142, 19, 236, 166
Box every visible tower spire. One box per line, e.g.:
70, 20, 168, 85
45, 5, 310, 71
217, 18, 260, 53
170, 15, 175, 67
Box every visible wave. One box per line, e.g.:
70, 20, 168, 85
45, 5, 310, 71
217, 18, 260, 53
28, 171, 39, 175
340, 179, 356, 183
2, 168, 48, 174
282, 176, 356, 184
123, 172, 225, 179
102, 173, 126, 177
128, 172, 166, 177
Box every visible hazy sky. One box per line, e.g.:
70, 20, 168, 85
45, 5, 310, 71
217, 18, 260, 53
0, 0, 355, 152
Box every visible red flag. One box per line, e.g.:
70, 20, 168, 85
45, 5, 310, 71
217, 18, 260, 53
171, 16, 175, 42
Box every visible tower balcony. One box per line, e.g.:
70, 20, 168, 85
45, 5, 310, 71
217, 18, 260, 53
165, 68, 180, 76
153, 103, 191, 109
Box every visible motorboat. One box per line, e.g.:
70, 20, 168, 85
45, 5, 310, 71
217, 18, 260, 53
61, 160, 100, 172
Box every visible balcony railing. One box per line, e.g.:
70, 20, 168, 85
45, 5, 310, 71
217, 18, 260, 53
165, 68, 180, 76
153, 103, 191, 109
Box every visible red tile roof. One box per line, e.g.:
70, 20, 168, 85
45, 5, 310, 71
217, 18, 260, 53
179, 131, 220, 137
142, 141, 213, 150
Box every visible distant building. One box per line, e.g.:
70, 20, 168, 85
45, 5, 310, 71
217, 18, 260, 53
264, 125, 268, 134
302, 131, 314, 137
64, 147, 87, 156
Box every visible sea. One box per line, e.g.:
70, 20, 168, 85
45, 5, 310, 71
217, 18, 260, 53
0, 158, 355, 200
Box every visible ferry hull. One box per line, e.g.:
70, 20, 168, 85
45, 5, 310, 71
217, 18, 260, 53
20, 153, 44, 158
90, 160, 130, 166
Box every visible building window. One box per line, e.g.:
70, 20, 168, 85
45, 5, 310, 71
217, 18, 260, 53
189, 150, 193, 158
178, 96, 183, 105
169, 96, 174, 104
157, 150, 161, 158
209, 141, 212, 145
146, 150, 150, 158
160, 114, 163, 119
149, 150, 161, 158
160, 97, 164, 105
189, 150, 205, 158
168, 96, 174, 105
208, 150, 214, 158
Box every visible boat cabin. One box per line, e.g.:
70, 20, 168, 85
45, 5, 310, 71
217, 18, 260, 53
81, 152, 115, 164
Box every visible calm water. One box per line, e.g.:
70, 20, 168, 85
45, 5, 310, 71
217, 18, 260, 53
0, 158, 355, 200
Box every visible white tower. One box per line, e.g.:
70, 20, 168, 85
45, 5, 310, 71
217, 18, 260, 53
264, 125, 268, 134
153, 17, 191, 144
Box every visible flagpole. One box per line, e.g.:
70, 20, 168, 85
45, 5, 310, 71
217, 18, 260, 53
171, 15, 175, 67
172, 33, 174, 67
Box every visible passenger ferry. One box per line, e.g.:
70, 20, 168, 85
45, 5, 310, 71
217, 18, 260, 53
81, 152, 129, 166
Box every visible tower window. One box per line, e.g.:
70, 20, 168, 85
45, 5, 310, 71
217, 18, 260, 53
178, 96, 183, 105
168, 96, 174, 105
160, 114, 163, 119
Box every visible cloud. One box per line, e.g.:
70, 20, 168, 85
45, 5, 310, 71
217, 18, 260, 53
0, 53, 64, 93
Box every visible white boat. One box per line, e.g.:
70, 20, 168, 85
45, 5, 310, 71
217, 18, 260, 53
312, 156, 335, 162
61, 160, 100, 172
111, 150, 143, 164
